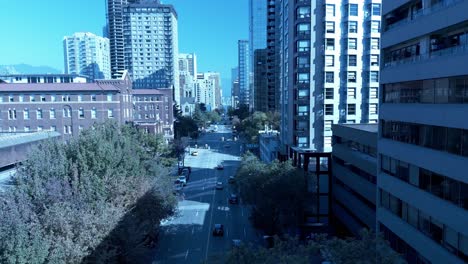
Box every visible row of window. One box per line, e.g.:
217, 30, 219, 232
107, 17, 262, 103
322, 68, 379, 84
334, 156, 377, 184
325, 38, 380, 51
381, 154, 468, 210
381, 120, 468, 157
324, 86, 378, 101
6, 108, 115, 120
323, 54, 379, 68
324, 103, 378, 116
2, 125, 82, 134
325, 20, 381, 34
380, 190, 468, 262
325, 3, 381, 17
334, 177, 376, 210
383, 76, 468, 104
0, 94, 115, 103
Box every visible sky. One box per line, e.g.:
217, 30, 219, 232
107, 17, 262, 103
0, 0, 248, 83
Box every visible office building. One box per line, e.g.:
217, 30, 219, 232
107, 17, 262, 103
106, 0, 139, 79
194, 72, 221, 110
278, 0, 381, 155
259, 129, 280, 163
63, 32, 111, 80
331, 123, 377, 236
178, 53, 197, 99
377, 0, 468, 263
231, 67, 240, 108
178, 53, 197, 77
123, 1, 180, 104
238, 40, 251, 107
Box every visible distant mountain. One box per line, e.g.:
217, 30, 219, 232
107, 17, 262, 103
0, 64, 61, 75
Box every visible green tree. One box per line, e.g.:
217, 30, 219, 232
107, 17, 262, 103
0, 121, 177, 263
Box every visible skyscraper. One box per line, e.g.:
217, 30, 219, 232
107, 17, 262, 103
106, 0, 139, 79
238, 40, 250, 107
123, 1, 180, 103
278, 0, 381, 154
231, 67, 240, 108
63, 32, 111, 80
178, 53, 197, 99
377, 1, 468, 263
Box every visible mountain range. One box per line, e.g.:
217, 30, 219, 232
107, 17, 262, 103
0, 64, 61, 75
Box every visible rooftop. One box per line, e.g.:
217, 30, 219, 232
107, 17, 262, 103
0, 131, 61, 149
0, 82, 121, 92
132, 88, 172, 95
338, 123, 379, 133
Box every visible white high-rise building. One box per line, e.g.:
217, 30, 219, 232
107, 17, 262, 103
378, 1, 468, 263
278, 0, 381, 155
63, 32, 111, 80
178, 53, 197, 99
194, 72, 221, 110
123, 1, 180, 103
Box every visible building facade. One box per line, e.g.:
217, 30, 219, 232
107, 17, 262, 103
123, 1, 180, 104
63, 32, 111, 80
0, 74, 89, 84
132, 88, 173, 140
377, 0, 468, 263
278, 0, 381, 155
106, 0, 139, 79
0, 73, 133, 139
259, 129, 280, 163
178, 53, 197, 100
238, 40, 251, 107
231, 67, 240, 108
331, 124, 377, 236
193, 72, 221, 110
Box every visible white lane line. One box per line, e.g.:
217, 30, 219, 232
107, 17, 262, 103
244, 227, 246, 238
192, 226, 195, 235
241, 207, 244, 217
185, 249, 189, 260
226, 227, 229, 238
204, 174, 217, 261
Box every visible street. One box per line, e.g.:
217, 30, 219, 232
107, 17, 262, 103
152, 125, 258, 263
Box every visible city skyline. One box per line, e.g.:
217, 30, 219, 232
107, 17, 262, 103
0, 0, 248, 80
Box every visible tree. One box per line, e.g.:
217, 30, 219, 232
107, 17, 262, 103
0, 121, 177, 263
235, 153, 307, 235
174, 116, 198, 139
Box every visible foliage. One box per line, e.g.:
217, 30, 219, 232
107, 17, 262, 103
235, 111, 280, 143
0, 121, 177, 263
192, 103, 222, 128
228, 104, 250, 120
226, 230, 406, 264
235, 153, 307, 235
174, 115, 198, 139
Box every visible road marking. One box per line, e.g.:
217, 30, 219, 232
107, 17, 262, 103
192, 226, 195, 235
204, 176, 217, 261
226, 228, 229, 237
244, 227, 246, 238
196, 210, 199, 216
241, 207, 244, 217
185, 249, 189, 260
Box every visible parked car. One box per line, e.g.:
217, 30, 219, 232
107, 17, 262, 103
215, 182, 223, 190
232, 239, 242, 248
224, 144, 231, 148
212, 224, 224, 236
229, 194, 239, 204
228, 176, 235, 184
191, 151, 199, 156
178, 176, 187, 186
216, 163, 224, 170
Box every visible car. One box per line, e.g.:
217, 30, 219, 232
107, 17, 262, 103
172, 183, 183, 195
228, 194, 239, 204
228, 176, 235, 184
216, 163, 224, 170
191, 151, 198, 156
226, 138, 233, 142
212, 224, 224, 236
215, 181, 223, 190
224, 144, 231, 148
178, 176, 187, 186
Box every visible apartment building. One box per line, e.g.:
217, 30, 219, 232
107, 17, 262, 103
378, 0, 468, 263
123, 1, 180, 103
332, 124, 377, 236
178, 53, 197, 99
238, 40, 251, 107
194, 72, 221, 110
278, 0, 381, 155
0, 73, 133, 139
132, 88, 173, 140
63, 32, 111, 80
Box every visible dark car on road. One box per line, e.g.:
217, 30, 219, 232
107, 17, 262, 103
212, 224, 224, 236
228, 176, 235, 184
229, 194, 239, 204
215, 181, 223, 190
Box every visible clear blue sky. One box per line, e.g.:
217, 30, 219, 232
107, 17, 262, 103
0, 0, 248, 81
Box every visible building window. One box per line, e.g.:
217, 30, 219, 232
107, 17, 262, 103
108, 109, 114, 118
325, 88, 334, 99
63, 125, 72, 135
297, 73, 310, 84
297, 23, 310, 35
91, 108, 97, 119
62, 95, 71, 102
347, 104, 356, 115
30, 95, 35, 102
324, 136, 332, 148
325, 21, 335, 33
325, 72, 334, 83
371, 21, 380, 33
107, 94, 113, 101
50, 108, 56, 119
40, 95, 46, 102
91, 94, 97, 101
297, 40, 310, 52
370, 103, 378, 115
51, 126, 56, 131
51, 95, 56, 102
371, 38, 380, 50
348, 55, 357, 66
297, 56, 309, 68
325, 55, 334, 66
298, 105, 309, 116
348, 21, 358, 33
79, 108, 85, 119
23, 109, 29, 120
324, 120, 333, 131
63, 107, 71, 118
371, 3, 381, 16
370, 87, 378, 99
78, 95, 83, 102
348, 88, 356, 99
349, 4, 358, 16
348, 71, 357, 83
37, 109, 43, 119
37, 126, 43, 132
348, 38, 357, 50
371, 55, 379, 66
18, 95, 24, 102
24, 126, 30, 132
370, 71, 379, 82
9, 95, 14, 102
326, 38, 335, 50
325, 4, 335, 16
325, 104, 334, 115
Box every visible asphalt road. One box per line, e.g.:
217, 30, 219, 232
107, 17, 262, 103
152, 125, 258, 264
